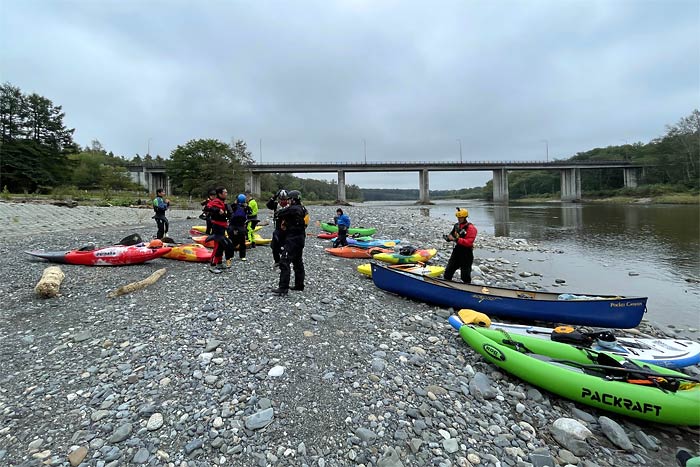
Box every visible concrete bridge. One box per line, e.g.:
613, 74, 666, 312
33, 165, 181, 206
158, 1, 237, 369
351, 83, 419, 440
243, 160, 643, 203
126, 164, 171, 194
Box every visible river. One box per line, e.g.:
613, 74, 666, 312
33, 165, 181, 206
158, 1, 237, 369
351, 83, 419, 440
358, 200, 700, 337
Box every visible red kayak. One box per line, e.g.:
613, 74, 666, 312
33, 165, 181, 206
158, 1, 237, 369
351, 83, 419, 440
318, 232, 338, 239
25, 245, 172, 266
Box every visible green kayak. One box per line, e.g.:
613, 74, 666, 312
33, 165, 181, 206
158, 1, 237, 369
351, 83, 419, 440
451, 320, 700, 426
320, 222, 376, 236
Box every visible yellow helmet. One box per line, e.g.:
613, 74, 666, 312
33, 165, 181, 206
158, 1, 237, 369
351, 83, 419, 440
455, 207, 468, 218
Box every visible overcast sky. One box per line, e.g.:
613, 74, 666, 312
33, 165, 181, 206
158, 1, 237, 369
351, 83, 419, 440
1, 0, 698, 189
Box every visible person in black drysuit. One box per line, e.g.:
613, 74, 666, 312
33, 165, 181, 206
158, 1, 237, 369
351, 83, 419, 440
228, 193, 250, 261
443, 207, 478, 284
152, 188, 170, 239
271, 190, 307, 295
266, 189, 290, 268
201, 189, 217, 235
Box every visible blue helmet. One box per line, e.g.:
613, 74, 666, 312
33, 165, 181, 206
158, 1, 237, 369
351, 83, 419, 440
237, 194, 246, 204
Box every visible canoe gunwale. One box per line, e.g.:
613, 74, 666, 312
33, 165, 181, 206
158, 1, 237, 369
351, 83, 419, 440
372, 263, 647, 328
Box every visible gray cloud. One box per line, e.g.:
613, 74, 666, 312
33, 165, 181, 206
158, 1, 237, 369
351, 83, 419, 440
1, 0, 697, 189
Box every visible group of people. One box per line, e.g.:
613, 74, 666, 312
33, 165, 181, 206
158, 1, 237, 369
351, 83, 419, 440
200, 188, 255, 271
155, 187, 478, 294
194, 187, 308, 294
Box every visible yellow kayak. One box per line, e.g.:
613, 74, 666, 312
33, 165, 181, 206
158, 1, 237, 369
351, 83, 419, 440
372, 248, 437, 265
191, 225, 263, 233
253, 234, 271, 245
358, 263, 445, 278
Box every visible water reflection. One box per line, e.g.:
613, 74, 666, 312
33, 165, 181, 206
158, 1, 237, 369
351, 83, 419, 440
493, 205, 510, 237
561, 204, 583, 231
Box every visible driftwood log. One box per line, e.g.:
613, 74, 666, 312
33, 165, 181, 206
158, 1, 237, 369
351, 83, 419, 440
107, 268, 167, 298
34, 266, 65, 298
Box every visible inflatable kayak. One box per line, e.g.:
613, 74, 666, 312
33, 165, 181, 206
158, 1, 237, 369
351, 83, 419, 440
320, 223, 376, 236
358, 263, 445, 278
163, 244, 213, 262
25, 245, 172, 266
449, 319, 700, 425
324, 246, 393, 259
451, 309, 700, 369
372, 248, 437, 265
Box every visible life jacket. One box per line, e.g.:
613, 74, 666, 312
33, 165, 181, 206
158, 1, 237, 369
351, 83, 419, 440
229, 203, 248, 228
206, 198, 229, 227
153, 196, 167, 216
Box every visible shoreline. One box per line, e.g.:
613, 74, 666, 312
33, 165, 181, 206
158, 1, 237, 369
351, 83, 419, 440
0, 202, 697, 466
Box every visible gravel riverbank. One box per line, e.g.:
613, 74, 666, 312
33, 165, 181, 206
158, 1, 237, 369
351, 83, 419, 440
0, 202, 698, 467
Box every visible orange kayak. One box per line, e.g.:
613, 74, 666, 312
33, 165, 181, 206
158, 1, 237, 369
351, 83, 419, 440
163, 244, 213, 262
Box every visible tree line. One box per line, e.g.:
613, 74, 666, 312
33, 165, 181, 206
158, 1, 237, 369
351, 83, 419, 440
1, 82, 697, 200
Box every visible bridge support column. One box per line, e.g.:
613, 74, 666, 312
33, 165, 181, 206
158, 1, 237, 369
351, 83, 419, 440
623, 168, 638, 188
492, 169, 509, 203
337, 170, 346, 203
418, 169, 430, 204
560, 168, 581, 202
245, 172, 261, 197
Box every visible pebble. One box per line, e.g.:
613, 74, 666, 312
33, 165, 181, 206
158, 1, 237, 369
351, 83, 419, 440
147, 413, 164, 431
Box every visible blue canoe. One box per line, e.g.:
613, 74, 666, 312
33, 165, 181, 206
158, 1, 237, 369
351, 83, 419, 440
370, 263, 647, 328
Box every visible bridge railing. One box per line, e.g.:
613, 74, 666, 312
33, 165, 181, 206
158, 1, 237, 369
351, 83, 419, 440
243, 160, 635, 167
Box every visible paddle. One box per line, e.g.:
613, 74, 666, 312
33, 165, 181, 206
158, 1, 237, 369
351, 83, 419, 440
117, 233, 143, 246
547, 358, 700, 383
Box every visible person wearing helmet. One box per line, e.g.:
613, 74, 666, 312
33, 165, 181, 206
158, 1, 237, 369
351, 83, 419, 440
245, 192, 259, 248
332, 208, 351, 248
201, 189, 217, 234
227, 193, 250, 262
443, 207, 478, 283
204, 187, 234, 272
267, 189, 291, 268
271, 189, 308, 295
152, 188, 170, 239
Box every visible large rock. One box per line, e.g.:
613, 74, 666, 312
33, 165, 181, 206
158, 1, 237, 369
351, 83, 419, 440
598, 416, 634, 451
469, 372, 497, 400
550, 418, 592, 456
245, 408, 274, 430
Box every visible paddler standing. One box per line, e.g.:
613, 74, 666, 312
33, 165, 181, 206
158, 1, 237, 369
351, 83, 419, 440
443, 207, 477, 283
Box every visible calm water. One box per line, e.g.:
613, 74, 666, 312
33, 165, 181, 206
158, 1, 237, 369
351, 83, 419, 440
360, 200, 700, 335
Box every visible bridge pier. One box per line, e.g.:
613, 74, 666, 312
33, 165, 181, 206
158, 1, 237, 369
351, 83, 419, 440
245, 172, 261, 197
337, 170, 346, 203
492, 169, 509, 203
623, 168, 638, 188
418, 169, 431, 204
560, 168, 581, 202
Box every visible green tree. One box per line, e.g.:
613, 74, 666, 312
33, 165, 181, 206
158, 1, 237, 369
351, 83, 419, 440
0, 82, 77, 192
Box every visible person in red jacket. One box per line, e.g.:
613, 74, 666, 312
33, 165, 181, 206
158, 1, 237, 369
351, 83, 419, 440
204, 187, 233, 272
443, 207, 477, 283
